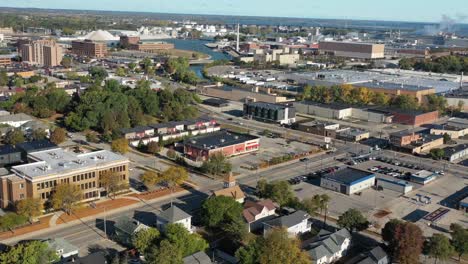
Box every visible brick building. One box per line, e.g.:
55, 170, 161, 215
128, 42, 175, 53
392, 110, 439, 126
184, 130, 260, 161
72, 40, 107, 58
0, 147, 129, 208
120, 35, 141, 48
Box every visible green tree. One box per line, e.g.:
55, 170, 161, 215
201, 196, 243, 229
15, 198, 43, 222
89, 66, 108, 80
337, 208, 369, 232
425, 234, 453, 264
4, 129, 25, 145
140, 171, 160, 189
146, 141, 160, 154
146, 240, 183, 264
132, 228, 160, 255
116, 67, 126, 77
450, 223, 468, 261
201, 152, 232, 176
32, 128, 48, 141
256, 180, 295, 207
430, 148, 445, 160
51, 184, 83, 215
61, 56, 73, 68
391, 95, 419, 110
0, 70, 8, 86
49, 127, 67, 145
443, 133, 451, 144
111, 138, 129, 154
236, 228, 311, 264
160, 166, 188, 190
382, 219, 404, 254
164, 223, 208, 257
0, 240, 59, 264
0, 213, 28, 232
100, 171, 128, 198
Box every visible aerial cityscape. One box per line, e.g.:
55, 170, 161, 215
0, 1, 467, 264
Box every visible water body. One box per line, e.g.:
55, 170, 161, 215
161, 38, 231, 79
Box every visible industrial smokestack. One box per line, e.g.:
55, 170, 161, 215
461, 72, 464, 89
236, 23, 240, 52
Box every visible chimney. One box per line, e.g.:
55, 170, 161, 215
236, 23, 240, 52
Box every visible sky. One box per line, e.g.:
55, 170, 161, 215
0, 0, 467, 23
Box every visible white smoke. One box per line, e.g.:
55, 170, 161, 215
423, 13, 468, 36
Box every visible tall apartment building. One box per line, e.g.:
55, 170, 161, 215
319, 41, 385, 59
0, 147, 129, 208
71, 40, 107, 58
19, 39, 62, 67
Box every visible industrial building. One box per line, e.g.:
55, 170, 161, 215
183, 130, 260, 161
318, 41, 385, 59
243, 101, 296, 125
72, 40, 108, 58
410, 170, 437, 185
320, 167, 375, 195
196, 83, 292, 104
129, 42, 174, 53
376, 178, 413, 194
390, 129, 444, 154
442, 144, 468, 163
430, 118, 468, 139
0, 147, 130, 208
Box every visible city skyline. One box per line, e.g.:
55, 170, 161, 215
0, 0, 467, 23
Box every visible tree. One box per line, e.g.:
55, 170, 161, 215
450, 224, 468, 261
0, 240, 59, 264
15, 198, 43, 222
167, 149, 177, 159
201, 196, 243, 229
61, 56, 72, 68
132, 228, 160, 255
111, 138, 129, 154
51, 184, 83, 215
3, 129, 25, 145
0, 213, 28, 232
236, 228, 311, 264
146, 239, 183, 264
443, 133, 451, 144
86, 132, 99, 143
393, 222, 424, 264
89, 66, 108, 80
430, 148, 445, 160
164, 223, 208, 257
337, 208, 369, 232
160, 166, 188, 190
140, 171, 160, 189
49, 127, 67, 145
425, 234, 453, 264
0, 70, 8, 86
146, 141, 160, 154
201, 152, 232, 177
32, 128, 48, 141
256, 180, 295, 207
382, 219, 404, 253
100, 171, 127, 198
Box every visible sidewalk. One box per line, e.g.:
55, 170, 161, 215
0, 186, 191, 243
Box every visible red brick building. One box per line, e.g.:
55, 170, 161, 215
184, 130, 260, 161
120, 35, 140, 48
392, 110, 439, 126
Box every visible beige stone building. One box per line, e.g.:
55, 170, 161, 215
19, 39, 62, 67
0, 148, 129, 208
319, 41, 385, 59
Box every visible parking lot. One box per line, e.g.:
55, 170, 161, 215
230, 135, 318, 174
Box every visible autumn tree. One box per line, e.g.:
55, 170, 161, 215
160, 166, 188, 190
111, 138, 129, 154
236, 228, 311, 264
146, 141, 160, 154
100, 171, 127, 198
337, 208, 369, 232
51, 184, 83, 215
392, 222, 424, 264
256, 179, 295, 207
140, 170, 160, 189
15, 198, 43, 222
49, 127, 67, 145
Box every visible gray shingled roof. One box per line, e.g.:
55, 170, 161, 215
307, 228, 351, 261
183, 251, 212, 264
264, 210, 309, 228
158, 206, 191, 223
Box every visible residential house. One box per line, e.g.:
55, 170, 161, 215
75, 252, 108, 264
45, 238, 79, 262
263, 210, 311, 237
0, 113, 34, 129
346, 246, 388, 264
156, 205, 193, 233
114, 216, 149, 246
213, 174, 245, 203
307, 229, 352, 264
243, 199, 278, 232
183, 251, 213, 264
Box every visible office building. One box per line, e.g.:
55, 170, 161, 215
19, 39, 62, 67
129, 42, 175, 53
244, 101, 296, 125
0, 55, 12, 66
71, 40, 107, 58
320, 167, 375, 195
120, 35, 141, 48
319, 41, 385, 59
184, 130, 260, 161
0, 147, 129, 208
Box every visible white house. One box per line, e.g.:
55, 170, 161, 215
307, 229, 352, 264
156, 205, 193, 233
0, 113, 34, 128
243, 199, 278, 232
263, 210, 311, 237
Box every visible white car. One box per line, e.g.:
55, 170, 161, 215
370, 167, 379, 172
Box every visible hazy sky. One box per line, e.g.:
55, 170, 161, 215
0, 0, 467, 23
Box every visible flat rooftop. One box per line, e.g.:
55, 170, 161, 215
323, 167, 375, 185
12, 148, 129, 180
184, 130, 259, 150
245, 101, 291, 110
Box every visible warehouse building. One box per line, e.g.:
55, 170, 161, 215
376, 178, 413, 194
320, 167, 375, 195
319, 41, 385, 59
443, 144, 468, 163
410, 170, 437, 185
243, 101, 296, 125
184, 130, 260, 161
